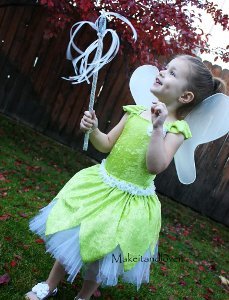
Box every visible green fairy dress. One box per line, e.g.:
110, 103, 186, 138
30, 105, 192, 287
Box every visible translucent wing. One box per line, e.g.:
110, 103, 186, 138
129, 65, 159, 107
174, 93, 229, 184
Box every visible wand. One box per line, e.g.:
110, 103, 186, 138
63, 11, 137, 151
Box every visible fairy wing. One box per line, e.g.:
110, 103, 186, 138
174, 93, 229, 184
129, 65, 159, 107
129, 66, 229, 184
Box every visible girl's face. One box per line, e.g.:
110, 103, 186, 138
150, 57, 190, 104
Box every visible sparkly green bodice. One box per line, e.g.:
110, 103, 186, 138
105, 105, 192, 188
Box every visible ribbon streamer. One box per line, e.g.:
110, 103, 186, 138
63, 11, 137, 150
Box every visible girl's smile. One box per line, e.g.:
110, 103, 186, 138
150, 57, 190, 104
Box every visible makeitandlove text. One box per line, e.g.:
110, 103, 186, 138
112, 252, 184, 263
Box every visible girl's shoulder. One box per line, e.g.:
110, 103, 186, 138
165, 119, 192, 140
123, 105, 146, 115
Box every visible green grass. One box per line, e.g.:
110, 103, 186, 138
0, 113, 228, 300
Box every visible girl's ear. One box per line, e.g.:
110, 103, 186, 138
179, 91, 195, 104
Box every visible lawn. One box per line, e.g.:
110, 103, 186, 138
0, 113, 228, 300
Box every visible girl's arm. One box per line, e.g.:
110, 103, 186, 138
80, 111, 128, 153
146, 101, 184, 174
146, 127, 184, 174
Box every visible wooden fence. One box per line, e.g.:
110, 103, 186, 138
0, 4, 228, 226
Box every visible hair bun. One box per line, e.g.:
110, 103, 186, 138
213, 77, 226, 94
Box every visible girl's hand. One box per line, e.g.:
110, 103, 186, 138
151, 101, 168, 129
80, 110, 98, 133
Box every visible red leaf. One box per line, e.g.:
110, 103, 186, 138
203, 294, 211, 300
198, 265, 205, 271
149, 285, 157, 292
10, 260, 17, 268
14, 160, 23, 166
0, 273, 10, 285
167, 234, 176, 241
0, 173, 6, 181
22, 244, 31, 250
0, 214, 11, 221
19, 212, 28, 218
179, 280, 187, 286
35, 239, 44, 244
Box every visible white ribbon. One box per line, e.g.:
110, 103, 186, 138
63, 11, 137, 84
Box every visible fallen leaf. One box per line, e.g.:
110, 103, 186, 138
0, 173, 6, 181
22, 244, 31, 250
167, 234, 176, 241
219, 275, 229, 286
202, 294, 212, 300
10, 260, 17, 268
206, 287, 214, 294
212, 236, 224, 245
14, 160, 23, 166
14, 254, 22, 260
0, 214, 11, 221
18, 212, 28, 218
35, 239, 44, 244
0, 273, 10, 285
198, 265, 205, 271
149, 285, 157, 292
212, 227, 219, 232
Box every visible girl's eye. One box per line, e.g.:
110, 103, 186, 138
170, 70, 176, 77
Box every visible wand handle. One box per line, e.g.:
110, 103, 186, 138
83, 131, 90, 151
83, 16, 106, 151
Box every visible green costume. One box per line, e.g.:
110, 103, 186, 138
44, 105, 192, 272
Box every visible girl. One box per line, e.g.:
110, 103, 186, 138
25, 55, 226, 300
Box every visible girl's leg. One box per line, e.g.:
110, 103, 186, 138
75, 280, 101, 300
75, 261, 101, 300
46, 260, 66, 291
25, 260, 66, 300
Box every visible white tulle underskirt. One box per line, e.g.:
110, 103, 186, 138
29, 200, 159, 290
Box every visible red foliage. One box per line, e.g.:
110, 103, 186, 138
38, 0, 229, 65
0, 273, 10, 285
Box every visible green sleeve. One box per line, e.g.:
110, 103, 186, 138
165, 120, 192, 140
123, 105, 146, 115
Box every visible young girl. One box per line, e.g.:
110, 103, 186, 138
25, 55, 226, 300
